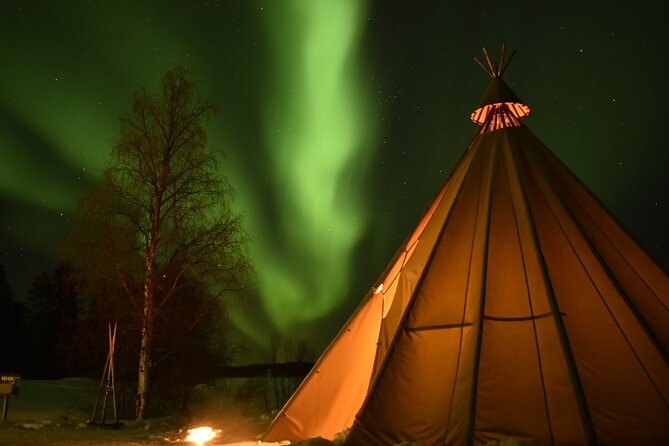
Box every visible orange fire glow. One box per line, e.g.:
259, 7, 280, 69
185, 426, 218, 445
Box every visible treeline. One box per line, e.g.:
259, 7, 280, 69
0, 262, 78, 378
0, 261, 318, 417
0, 263, 26, 375
0, 261, 235, 416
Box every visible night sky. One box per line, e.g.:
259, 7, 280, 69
1, 1, 667, 353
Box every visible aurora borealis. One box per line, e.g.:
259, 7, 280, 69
251, 0, 377, 334
1, 1, 667, 352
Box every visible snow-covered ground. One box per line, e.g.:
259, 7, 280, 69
0, 379, 543, 446
0, 377, 297, 446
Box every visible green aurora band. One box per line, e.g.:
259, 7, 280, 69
0, 1, 197, 251
248, 0, 376, 335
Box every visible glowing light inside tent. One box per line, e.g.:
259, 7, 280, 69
470, 101, 530, 125
185, 426, 218, 445
374, 284, 384, 294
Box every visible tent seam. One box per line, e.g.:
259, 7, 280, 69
510, 128, 597, 445
505, 134, 556, 446
464, 134, 496, 446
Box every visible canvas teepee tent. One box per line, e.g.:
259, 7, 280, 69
262, 48, 669, 446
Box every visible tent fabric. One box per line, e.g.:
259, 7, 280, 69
261, 287, 383, 441
261, 76, 669, 446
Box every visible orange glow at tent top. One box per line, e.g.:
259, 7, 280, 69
470, 45, 531, 132
470, 101, 530, 125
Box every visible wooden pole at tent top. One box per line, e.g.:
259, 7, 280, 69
474, 44, 516, 78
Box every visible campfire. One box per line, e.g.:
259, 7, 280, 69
185, 426, 219, 445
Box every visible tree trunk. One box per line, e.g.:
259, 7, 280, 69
135, 256, 155, 420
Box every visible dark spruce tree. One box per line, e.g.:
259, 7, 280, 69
0, 263, 25, 373
24, 263, 79, 378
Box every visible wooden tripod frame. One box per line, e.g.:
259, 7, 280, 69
88, 322, 121, 428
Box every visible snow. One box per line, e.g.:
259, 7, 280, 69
0, 378, 276, 445
0, 378, 387, 446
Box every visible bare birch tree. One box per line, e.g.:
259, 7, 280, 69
68, 67, 250, 420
